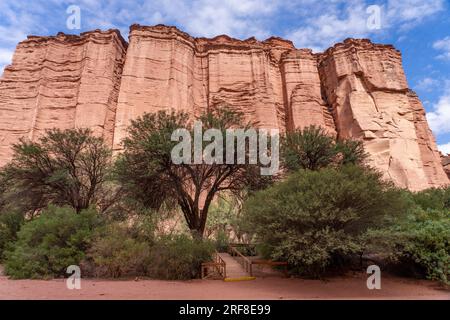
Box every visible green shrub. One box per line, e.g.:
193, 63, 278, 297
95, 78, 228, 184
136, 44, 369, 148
214, 230, 230, 252
85, 217, 214, 280
241, 165, 407, 277
366, 208, 449, 285
83, 223, 152, 278
147, 235, 214, 280
0, 210, 24, 260
4, 206, 100, 279
410, 187, 450, 211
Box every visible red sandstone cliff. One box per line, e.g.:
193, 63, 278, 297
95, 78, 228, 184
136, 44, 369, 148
443, 155, 450, 180
0, 24, 448, 191
0, 29, 127, 163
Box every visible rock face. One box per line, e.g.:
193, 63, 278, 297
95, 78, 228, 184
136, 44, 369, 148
0, 29, 127, 164
443, 155, 450, 180
0, 24, 448, 191
318, 39, 448, 190
113, 25, 336, 151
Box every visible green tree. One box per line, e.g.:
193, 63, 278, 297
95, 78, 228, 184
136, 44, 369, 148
336, 139, 368, 166
240, 165, 407, 277
116, 108, 271, 238
3, 128, 113, 214
281, 125, 368, 172
281, 126, 336, 171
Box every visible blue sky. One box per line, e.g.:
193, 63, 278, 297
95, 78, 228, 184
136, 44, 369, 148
1, 0, 450, 153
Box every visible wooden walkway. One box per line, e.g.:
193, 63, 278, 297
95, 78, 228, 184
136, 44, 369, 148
201, 245, 288, 281
217, 252, 250, 279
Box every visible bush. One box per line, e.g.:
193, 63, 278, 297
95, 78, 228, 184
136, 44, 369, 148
4, 206, 100, 279
241, 165, 407, 277
0, 210, 24, 260
83, 223, 152, 278
147, 235, 214, 280
410, 187, 450, 211
85, 217, 214, 280
366, 208, 449, 285
214, 230, 230, 252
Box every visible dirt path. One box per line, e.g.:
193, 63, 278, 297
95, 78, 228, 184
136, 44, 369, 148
0, 272, 448, 300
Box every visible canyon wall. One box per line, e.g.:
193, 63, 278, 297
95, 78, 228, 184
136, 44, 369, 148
113, 25, 336, 151
443, 155, 450, 180
318, 39, 448, 190
0, 24, 448, 190
0, 29, 126, 164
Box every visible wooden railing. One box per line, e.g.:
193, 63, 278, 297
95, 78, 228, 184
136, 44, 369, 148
251, 259, 289, 277
201, 251, 226, 279
229, 244, 289, 278
229, 245, 253, 276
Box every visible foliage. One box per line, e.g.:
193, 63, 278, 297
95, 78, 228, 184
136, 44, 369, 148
214, 230, 231, 252
116, 108, 271, 238
2, 129, 113, 214
83, 222, 152, 278
366, 207, 450, 285
410, 187, 450, 211
4, 206, 100, 279
85, 216, 214, 280
147, 234, 214, 280
281, 126, 336, 171
281, 125, 368, 172
0, 210, 24, 260
240, 165, 407, 277
0, 171, 8, 211
335, 139, 368, 166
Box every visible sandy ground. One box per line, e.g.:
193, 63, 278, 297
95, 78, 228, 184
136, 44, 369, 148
0, 268, 448, 300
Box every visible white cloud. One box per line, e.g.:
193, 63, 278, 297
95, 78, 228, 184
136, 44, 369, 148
55, 0, 281, 40
286, 2, 371, 52
415, 77, 440, 92
385, 0, 444, 30
438, 142, 450, 155
433, 36, 450, 60
154, 0, 280, 39
286, 0, 445, 51
0, 48, 13, 76
427, 81, 450, 135
0, 48, 13, 63
0, 0, 445, 57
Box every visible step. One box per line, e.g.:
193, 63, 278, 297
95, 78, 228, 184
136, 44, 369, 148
224, 276, 256, 282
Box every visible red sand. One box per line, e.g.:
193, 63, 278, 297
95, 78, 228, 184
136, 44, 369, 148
0, 272, 448, 300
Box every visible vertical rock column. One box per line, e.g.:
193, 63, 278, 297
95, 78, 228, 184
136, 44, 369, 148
113, 25, 202, 152
318, 39, 448, 190
0, 30, 127, 166
280, 49, 336, 134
